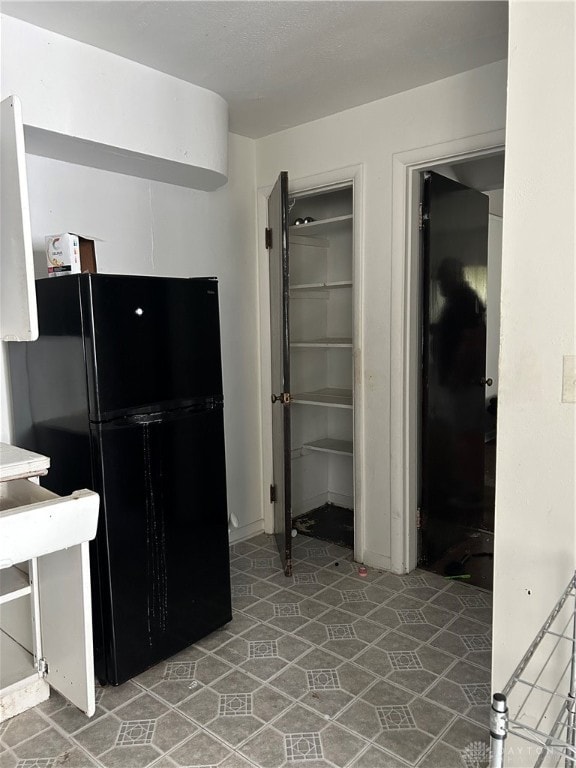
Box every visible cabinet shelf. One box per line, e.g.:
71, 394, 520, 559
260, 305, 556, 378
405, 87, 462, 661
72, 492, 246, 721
0, 567, 30, 604
292, 388, 353, 409
303, 438, 353, 456
0, 443, 49, 482
291, 337, 352, 348
0, 631, 35, 690
290, 280, 352, 293
290, 214, 352, 236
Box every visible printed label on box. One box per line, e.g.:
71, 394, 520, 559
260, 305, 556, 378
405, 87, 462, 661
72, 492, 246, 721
46, 234, 81, 277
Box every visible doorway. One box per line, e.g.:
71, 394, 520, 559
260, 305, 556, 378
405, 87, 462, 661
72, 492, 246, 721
417, 154, 504, 590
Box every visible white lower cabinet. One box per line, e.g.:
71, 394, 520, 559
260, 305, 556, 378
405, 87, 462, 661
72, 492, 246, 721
288, 185, 355, 525
0, 443, 99, 721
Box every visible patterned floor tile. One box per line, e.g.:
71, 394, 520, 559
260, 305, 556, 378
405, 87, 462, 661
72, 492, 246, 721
33, 690, 69, 716
9, 746, 100, 767
98, 743, 161, 768
251, 686, 294, 722
207, 714, 265, 748
176, 686, 220, 725
74, 715, 123, 757
395, 604, 458, 641
418, 741, 469, 768
299, 688, 354, 717
443, 659, 491, 687
0, 711, 48, 748
271, 704, 328, 735
425, 677, 475, 715
45, 704, 107, 735
269, 664, 310, 700
375, 725, 435, 764
441, 715, 490, 753
10, 728, 75, 761
320, 722, 366, 766
354, 646, 394, 678
215, 628, 311, 682
238, 727, 286, 768
210, 670, 261, 695
294, 647, 344, 672
0, 533, 493, 768
336, 699, 384, 740
231, 541, 261, 557
349, 744, 412, 767
95, 681, 143, 712
169, 730, 233, 767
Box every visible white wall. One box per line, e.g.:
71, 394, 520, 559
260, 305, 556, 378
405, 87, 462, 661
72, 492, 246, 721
256, 59, 507, 570
0, 132, 264, 542
492, 0, 575, 700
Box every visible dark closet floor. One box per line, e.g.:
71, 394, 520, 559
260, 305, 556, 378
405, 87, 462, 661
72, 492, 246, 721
293, 503, 354, 549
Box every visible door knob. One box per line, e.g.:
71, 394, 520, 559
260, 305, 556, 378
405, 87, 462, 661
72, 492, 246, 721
479, 377, 493, 387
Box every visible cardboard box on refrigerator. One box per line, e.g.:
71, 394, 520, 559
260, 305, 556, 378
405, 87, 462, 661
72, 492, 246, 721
46, 233, 97, 277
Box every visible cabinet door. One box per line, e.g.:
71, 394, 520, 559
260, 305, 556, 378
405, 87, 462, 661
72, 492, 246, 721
0, 95, 37, 342
37, 543, 95, 716
268, 172, 292, 576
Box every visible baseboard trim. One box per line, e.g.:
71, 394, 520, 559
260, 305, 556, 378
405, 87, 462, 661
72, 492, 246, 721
327, 492, 354, 509
292, 493, 328, 519
228, 519, 264, 545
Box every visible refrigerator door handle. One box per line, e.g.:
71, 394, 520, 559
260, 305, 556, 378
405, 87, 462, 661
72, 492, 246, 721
105, 401, 222, 427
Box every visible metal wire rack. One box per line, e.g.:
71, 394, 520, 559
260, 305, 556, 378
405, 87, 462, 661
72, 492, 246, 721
490, 571, 576, 767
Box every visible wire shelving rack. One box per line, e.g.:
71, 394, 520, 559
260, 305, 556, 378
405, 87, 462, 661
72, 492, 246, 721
490, 571, 576, 767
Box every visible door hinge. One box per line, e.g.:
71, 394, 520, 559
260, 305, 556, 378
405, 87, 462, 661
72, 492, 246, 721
37, 657, 49, 678
270, 484, 277, 503
271, 392, 292, 405
416, 507, 422, 530
419, 203, 429, 231
265, 228, 272, 249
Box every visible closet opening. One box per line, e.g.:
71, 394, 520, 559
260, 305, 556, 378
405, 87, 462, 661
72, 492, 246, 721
266, 171, 358, 576
288, 185, 355, 551
417, 153, 504, 590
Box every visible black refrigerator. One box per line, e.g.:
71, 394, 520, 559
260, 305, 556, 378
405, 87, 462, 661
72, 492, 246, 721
9, 273, 232, 685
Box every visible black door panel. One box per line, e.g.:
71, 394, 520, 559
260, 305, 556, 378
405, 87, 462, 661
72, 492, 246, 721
268, 172, 292, 576
420, 171, 489, 572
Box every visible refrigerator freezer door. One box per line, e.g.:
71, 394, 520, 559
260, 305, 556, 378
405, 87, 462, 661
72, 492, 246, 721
81, 275, 224, 420
91, 405, 231, 685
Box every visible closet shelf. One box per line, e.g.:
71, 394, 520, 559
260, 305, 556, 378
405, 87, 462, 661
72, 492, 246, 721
290, 214, 352, 236
290, 280, 352, 293
302, 438, 353, 456
291, 337, 352, 348
292, 388, 353, 409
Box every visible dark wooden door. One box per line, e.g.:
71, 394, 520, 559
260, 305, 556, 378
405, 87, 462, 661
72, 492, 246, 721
267, 171, 292, 576
420, 171, 489, 568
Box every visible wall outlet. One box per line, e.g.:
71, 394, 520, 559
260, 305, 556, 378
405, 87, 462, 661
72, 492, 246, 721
562, 355, 576, 403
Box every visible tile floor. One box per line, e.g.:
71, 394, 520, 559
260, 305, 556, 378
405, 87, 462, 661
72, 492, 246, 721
0, 533, 493, 768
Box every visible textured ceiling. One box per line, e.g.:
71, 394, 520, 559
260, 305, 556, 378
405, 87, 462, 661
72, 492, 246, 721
1, 1, 508, 138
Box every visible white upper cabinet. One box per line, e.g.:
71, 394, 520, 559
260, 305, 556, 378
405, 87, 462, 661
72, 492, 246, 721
0, 95, 37, 342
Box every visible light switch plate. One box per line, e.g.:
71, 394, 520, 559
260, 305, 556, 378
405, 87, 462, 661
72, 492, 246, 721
562, 355, 576, 403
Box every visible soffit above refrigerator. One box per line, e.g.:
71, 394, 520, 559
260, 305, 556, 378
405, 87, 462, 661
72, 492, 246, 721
1, 15, 229, 191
